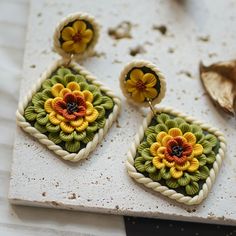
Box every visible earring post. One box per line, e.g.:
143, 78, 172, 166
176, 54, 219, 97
147, 99, 156, 116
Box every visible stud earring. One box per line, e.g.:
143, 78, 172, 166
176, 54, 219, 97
16, 12, 121, 162
119, 60, 226, 205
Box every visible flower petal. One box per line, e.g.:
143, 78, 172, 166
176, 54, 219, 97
53, 100, 66, 115
193, 144, 203, 156
63, 110, 77, 121
85, 102, 94, 115
62, 41, 74, 52
183, 132, 196, 145
168, 128, 183, 137
64, 93, 76, 103
60, 122, 74, 133
59, 88, 71, 98
173, 155, 187, 165
56, 114, 66, 122
76, 120, 88, 132
126, 80, 136, 92
51, 83, 65, 97
156, 146, 166, 158
81, 29, 93, 43
130, 69, 144, 81
73, 90, 84, 97
74, 106, 86, 117
49, 111, 61, 125
182, 143, 193, 156
66, 82, 80, 91
170, 167, 183, 179
131, 90, 145, 102
73, 42, 87, 53
175, 161, 190, 171
61, 26, 75, 41
44, 99, 53, 113
73, 20, 87, 33
152, 156, 165, 169
156, 131, 167, 142
143, 87, 158, 99
70, 117, 84, 127
162, 134, 173, 146
187, 158, 199, 172
85, 109, 99, 122
142, 73, 157, 87
82, 90, 93, 103
150, 142, 161, 156
163, 159, 175, 167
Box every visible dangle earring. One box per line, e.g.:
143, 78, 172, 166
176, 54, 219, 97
16, 13, 121, 162
119, 60, 226, 205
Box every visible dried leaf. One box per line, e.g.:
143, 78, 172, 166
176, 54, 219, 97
200, 60, 236, 115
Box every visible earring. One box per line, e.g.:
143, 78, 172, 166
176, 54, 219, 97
119, 60, 226, 205
16, 12, 121, 162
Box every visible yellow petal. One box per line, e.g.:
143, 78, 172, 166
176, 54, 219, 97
44, 99, 53, 113
126, 80, 136, 92
156, 147, 166, 158
76, 120, 88, 132
142, 73, 157, 87
131, 90, 145, 102
60, 122, 74, 133
85, 109, 99, 123
51, 83, 65, 97
81, 29, 93, 43
163, 159, 175, 167
62, 41, 74, 52
187, 152, 194, 161
183, 132, 196, 145
175, 161, 190, 171
193, 144, 203, 156
162, 134, 173, 146
187, 158, 199, 172
52, 97, 63, 106
61, 26, 75, 41
59, 88, 71, 98
152, 156, 165, 169
170, 167, 183, 179
73, 90, 84, 97
49, 112, 61, 125
150, 142, 161, 156
156, 131, 167, 142
143, 87, 158, 99
70, 117, 84, 127
73, 20, 86, 33
66, 82, 80, 91
168, 128, 183, 137
73, 42, 87, 53
83, 90, 93, 102
86, 102, 94, 115
56, 114, 66, 122
130, 69, 144, 81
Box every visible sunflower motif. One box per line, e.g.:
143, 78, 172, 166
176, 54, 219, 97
44, 82, 98, 133
125, 68, 159, 102
150, 128, 203, 179
61, 20, 93, 54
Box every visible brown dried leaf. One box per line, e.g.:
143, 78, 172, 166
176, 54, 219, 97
200, 60, 236, 115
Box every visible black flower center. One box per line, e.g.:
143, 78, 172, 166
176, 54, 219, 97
172, 145, 183, 157
67, 102, 78, 114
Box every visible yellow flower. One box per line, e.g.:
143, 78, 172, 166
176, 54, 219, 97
125, 69, 158, 102
44, 82, 98, 133
151, 128, 203, 179
61, 20, 93, 54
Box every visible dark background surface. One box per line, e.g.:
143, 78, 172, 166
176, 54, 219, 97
124, 216, 236, 236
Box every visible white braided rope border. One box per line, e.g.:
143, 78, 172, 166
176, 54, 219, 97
119, 60, 166, 107
16, 59, 121, 162
53, 12, 100, 60
126, 106, 226, 205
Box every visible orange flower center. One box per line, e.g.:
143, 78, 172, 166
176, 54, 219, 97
72, 33, 82, 42
136, 80, 146, 91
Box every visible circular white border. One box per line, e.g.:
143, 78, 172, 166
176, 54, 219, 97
53, 12, 100, 60
119, 60, 166, 107
16, 59, 121, 162
126, 106, 226, 205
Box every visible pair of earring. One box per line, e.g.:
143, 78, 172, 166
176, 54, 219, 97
16, 12, 226, 205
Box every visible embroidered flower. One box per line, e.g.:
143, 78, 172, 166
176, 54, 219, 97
150, 128, 203, 179
44, 82, 98, 133
125, 68, 158, 102
61, 20, 93, 53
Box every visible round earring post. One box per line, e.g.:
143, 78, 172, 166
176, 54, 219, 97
147, 99, 156, 116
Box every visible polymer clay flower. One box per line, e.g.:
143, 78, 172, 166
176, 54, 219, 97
44, 82, 98, 133
61, 20, 93, 53
151, 128, 203, 178
125, 69, 158, 102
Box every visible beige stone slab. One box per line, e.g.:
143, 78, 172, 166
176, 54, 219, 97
9, 0, 236, 225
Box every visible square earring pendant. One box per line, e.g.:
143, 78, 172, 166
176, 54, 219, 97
120, 60, 226, 205
16, 13, 121, 162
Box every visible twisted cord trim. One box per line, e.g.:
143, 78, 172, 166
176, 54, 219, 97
126, 106, 226, 205
119, 60, 166, 107
53, 12, 100, 60
16, 59, 121, 162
